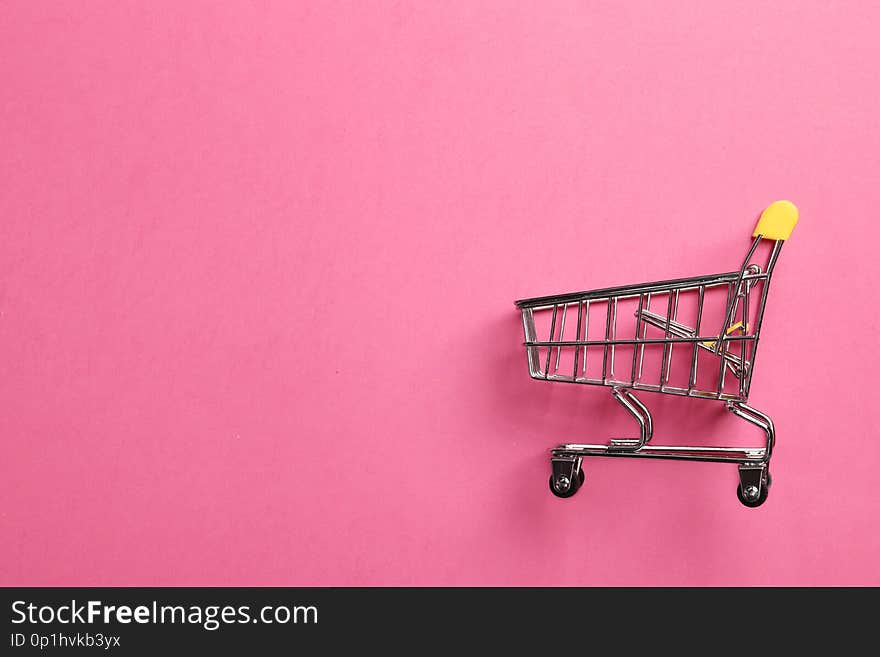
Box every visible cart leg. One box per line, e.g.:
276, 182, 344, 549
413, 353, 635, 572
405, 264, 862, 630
608, 387, 653, 451
728, 402, 775, 507
549, 455, 584, 498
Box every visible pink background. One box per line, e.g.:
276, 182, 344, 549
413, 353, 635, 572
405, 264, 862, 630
2, 2, 879, 586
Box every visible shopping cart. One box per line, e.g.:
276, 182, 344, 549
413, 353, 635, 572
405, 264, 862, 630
515, 201, 798, 507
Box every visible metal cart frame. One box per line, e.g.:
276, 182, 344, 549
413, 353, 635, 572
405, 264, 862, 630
515, 201, 798, 507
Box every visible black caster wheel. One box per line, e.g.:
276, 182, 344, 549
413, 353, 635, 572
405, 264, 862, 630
737, 479, 769, 508
549, 468, 585, 499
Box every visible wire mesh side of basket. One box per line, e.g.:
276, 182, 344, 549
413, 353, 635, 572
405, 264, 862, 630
516, 238, 784, 403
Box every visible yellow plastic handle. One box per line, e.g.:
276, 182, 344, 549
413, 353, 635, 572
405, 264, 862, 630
753, 200, 799, 240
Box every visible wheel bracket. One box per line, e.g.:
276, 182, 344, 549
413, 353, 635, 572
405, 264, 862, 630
738, 464, 768, 503
551, 455, 582, 494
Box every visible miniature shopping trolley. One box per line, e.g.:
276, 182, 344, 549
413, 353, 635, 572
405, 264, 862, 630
515, 201, 798, 507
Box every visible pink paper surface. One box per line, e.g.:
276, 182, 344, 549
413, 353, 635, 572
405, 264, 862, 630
2, 2, 878, 586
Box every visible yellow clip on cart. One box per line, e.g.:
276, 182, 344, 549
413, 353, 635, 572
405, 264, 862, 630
515, 201, 798, 507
